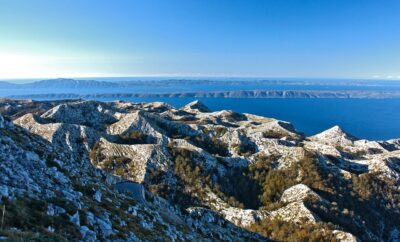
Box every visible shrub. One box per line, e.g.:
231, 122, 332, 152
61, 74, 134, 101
232, 142, 257, 156
169, 147, 244, 208
0, 197, 79, 240
88, 142, 105, 165
116, 130, 146, 144
248, 217, 337, 242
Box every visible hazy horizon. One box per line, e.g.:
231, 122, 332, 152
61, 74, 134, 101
2, 76, 400, 84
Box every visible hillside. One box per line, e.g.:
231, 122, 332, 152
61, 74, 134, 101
1, 99, 400, 241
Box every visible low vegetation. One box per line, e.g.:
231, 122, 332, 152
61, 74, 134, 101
231, 142, 257, 156
170, 147, 244, 208
0, 197, 78, 241
88, 142, 136, 178
248, 217, 337, 242
115, 130, 147, 144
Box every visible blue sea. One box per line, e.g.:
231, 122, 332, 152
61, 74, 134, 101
93, 97, 400, 141
2, 78, 400, 140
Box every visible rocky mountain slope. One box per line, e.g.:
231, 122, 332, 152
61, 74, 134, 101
1, 99, 400, 241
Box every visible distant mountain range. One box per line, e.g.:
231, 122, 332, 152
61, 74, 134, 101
0, 78, 120, 88
9, 89, 400, 99
2, 77, 400, 89
0, 78, 267, 88
3, 78, 400, 99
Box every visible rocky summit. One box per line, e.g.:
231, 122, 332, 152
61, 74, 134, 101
0, 99, 400, 241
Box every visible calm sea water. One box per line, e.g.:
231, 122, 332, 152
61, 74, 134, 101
93, 97, 400, 141
2, 79, 400, 140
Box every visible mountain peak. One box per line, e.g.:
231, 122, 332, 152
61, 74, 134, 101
326, 125, 345, 134
181, 100, 211, 113
311, 125, 358, 146
323, 125, 355, 138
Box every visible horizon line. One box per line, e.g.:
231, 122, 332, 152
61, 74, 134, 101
2, 75, 400, 82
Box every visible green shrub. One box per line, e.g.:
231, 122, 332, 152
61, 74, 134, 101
88, 142, 105, 165
116, 130, 146, 144
248, 217, 337, 242
169, 147, 244, 208
0, 197, 79, 241
232, 142, 257, 156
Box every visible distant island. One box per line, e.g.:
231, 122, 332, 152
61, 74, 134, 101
2, 77, 400, 89
3, 78, 400, 99
9, 89, 400, 99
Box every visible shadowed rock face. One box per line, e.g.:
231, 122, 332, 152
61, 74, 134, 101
0, 114, 4, 128
1, 99, 400, 241
114, 182, 145, 203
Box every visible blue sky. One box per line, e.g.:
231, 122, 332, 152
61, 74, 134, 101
0, 0, 400, 79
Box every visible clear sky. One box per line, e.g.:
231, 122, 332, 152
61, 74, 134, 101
0, 0, 400, 79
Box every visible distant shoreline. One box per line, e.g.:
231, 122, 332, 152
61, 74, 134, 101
7, 90, 400, 99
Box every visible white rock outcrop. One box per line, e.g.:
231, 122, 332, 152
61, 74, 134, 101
3, 99, 400, 241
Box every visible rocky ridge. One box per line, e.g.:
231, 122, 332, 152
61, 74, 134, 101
1, 99, 400, 241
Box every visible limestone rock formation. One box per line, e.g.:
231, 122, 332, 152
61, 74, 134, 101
1, 99, 400, 241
